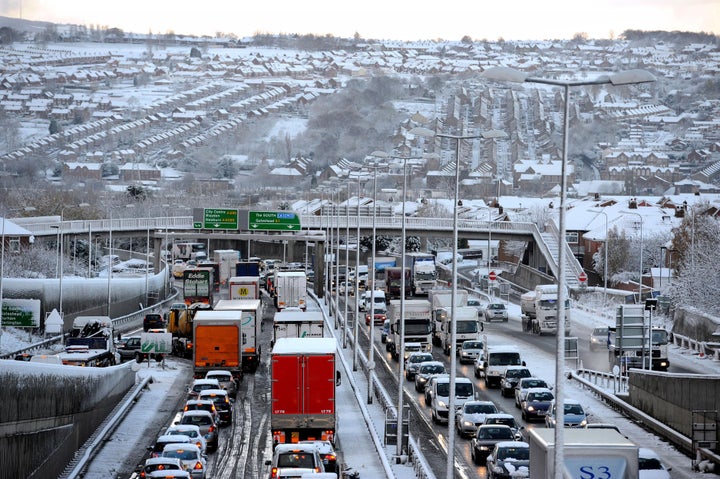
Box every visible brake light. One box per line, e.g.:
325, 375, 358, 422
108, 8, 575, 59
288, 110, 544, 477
208, 425, 215, 433
270, 467, 279, 478
326, 454, 337, 461
196, 441, 202, 449
140, 472, 146, 478
193, 461, 203, 470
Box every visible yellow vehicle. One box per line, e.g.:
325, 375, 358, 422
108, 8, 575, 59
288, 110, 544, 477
167, 302, 211, 358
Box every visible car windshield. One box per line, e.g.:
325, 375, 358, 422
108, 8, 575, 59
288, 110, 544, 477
466, 403, 497, 414
522, 379, 546, 389
456, 383, 474, 397
639, 456, 664, 470
145, 463, 182, 472
506, 369, 531, 379
565, 404, 585, 415
410, 354, 432, 364
181, 415, 211, 426
487, 417, 515, 428
489, 353, 521, 366
457, 322, 478, 333
277, 452, 315, 468
478, 427, 513, 439
422, 365, 445, 374
528, 392, 553, 402
497, 447, 530, 461
436, 383, 450, 396
463, 341, 482, 350
169, 430, 199, 439
163, 449, 198, 460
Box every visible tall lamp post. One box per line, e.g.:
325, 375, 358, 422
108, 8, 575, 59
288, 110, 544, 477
482, 66, 655, 477
366, 160, 381, 405
352, 173, 365, 372
373, 149, 413, 457
411, 127, 506, 478
0, 216, 6, 344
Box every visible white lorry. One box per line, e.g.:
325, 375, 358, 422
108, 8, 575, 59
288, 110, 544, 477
520, 284, 571, 335
228, 276, 261, 300
428, 289, 468, 346
213, 299, 263, 372
610, 304, 670, 372
528, 428, 638, 479
404, 252, 437, 295
272, 310, 325, 346
213, 249, 239, 285
439, 306, 482, 355
386, 299, 433, 359
274, 270, 307, 311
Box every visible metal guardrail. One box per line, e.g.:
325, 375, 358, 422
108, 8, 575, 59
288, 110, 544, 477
58, 373, 154, 479
671, 333, 720, 361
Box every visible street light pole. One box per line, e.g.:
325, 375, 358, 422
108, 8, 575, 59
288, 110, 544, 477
411, 126, 506, 478
367, 163, 379, 405
353, 174, 362, 372
482, 66, 655, 477
397, 155, 410, 457
343, 181, 350, 349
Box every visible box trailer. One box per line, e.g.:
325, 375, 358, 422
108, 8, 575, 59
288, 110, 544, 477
192, 310, 243, 382
213, 299, 263, 372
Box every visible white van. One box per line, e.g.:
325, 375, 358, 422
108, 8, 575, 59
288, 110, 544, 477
430, 376, 476, 424
360, 289, 386, 312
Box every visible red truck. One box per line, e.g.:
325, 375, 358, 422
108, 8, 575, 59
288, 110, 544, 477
270, 337, 339, 447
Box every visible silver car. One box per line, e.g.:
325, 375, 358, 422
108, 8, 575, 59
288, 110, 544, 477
179, 410, 219, 452
405, 352, 434, 381
459, 340, 484, 364
455, 400, 498, 438
205, 370, 237, 399
414, 361, 446, 392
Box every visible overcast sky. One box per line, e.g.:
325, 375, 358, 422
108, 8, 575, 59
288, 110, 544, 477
2, 0, 719, 41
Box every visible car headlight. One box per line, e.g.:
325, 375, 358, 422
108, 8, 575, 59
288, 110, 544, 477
580, 419, 587, 427
527, 406, 535, 412
438, 400, 447, 408
463, 420, 473, 427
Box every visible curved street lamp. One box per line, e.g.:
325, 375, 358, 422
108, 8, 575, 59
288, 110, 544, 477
482, 65, 655, 478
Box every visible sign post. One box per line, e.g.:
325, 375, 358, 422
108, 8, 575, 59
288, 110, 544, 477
488, 271, 497, 281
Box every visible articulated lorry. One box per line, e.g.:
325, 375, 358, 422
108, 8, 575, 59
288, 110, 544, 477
610, 304, 670, 372
214, 299, 263, 372
384, 266, 411, 299
182, 268, 214, 306
428, 289, 468, 346
520, 284, 571, 335
271, 337, 339, 446
59, 316, 118, 367
404, 252, 437, 295
386, 299, 433, 359
439, 306, 482, 355
192, 309, 243, 383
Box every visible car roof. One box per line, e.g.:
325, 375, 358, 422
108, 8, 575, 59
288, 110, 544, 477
464, 400, 495, 406
274, 443, 318, 454
526, 387, 552, 393
486, 413, 514, 419
182, 409, 213, 417
298, 440, 335, 454
495, 441, 529, 448
186, 399, 216, 406
191, 378, 220, 386
505, 365, 530, 371
144, 456, 184, 466
206, 370, 232, 376
478, 424, 512, 430
419, 360, 444, 367
166, 424, 201, 433
155, 435, 191, 444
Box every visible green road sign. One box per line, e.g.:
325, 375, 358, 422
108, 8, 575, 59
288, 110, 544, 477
202, 208, 238, 230
248, 211, 301, 231
2, 299, 41, 327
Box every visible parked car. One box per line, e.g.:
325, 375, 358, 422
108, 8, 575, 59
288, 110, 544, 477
589, 326, 610, 351
413, 361, 446, 392
514, 377, 550, 409
299, 440, 339, 474
147, 434, 192, 458
160, 443, 207, 479
520, 387, 554, 422
404, 352, 434, 381
265, 443, 323, 478
470, 425, 516, 465
164, 424, 207, 454
638, 447, 672, 479
499, 366, 532, 397
198, 389, 233, 425
187, 379, 221, 400
455, 400, 498, 438
545, 398, 588, 428
139, 457, 186, 479
484, 302, 508, 322
205, 370, 237, 399
459, 340, 484, 364
178, 410, 219, 452
486, 441, 530, 479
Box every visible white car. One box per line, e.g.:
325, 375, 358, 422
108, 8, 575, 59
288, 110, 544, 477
265, 443, 323, 478
164, 424, 207, 454
459, 340, 484, 364
455, 400, 498, 438
161, 443, 207, 479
